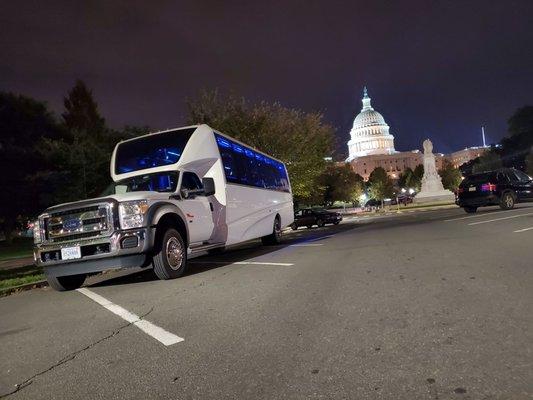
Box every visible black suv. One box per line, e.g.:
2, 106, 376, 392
456, 168, 533, 213
291, 208, 342, 229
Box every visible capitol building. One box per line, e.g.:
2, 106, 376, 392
346, 87, 487, 181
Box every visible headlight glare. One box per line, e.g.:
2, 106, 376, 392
33, 220, 42, 244
119, 201, 149, 229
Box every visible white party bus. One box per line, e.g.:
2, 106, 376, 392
33, 124, 294, 291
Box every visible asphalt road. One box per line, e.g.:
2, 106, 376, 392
1, 205, 532, 399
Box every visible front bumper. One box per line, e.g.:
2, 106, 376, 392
34, 228, 155, 275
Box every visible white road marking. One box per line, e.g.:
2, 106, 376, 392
468, 212, 533, 226
189, 261, 294, 266
514, 226, 533, 233
443, 209, 519, 222
77, 288, 183, 346
290, 243, 324, 247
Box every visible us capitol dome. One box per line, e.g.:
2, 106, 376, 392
346, 87, 395, 162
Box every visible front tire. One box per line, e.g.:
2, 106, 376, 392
152, 228, 187, 280
262, 216, 282, 245
45, 272, 86, 291
464, 206, 477, 214
500, 192, 515, 210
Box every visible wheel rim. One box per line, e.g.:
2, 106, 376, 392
505, 195, 513, 208
166, 237, 184, 270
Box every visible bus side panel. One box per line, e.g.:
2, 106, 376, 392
225, 185, 293, 245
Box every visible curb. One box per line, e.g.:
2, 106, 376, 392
0, 280, 48, 297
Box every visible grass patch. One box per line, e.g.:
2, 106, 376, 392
0, 237, 33, 261
0, 264, 44, 291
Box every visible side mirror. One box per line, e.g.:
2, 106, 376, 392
180, 188, 190, 199
202, 177, 215, 196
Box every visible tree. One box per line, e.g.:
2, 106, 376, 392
186, 90, 334, 203
62, 80, 105, 134
319, 163, 364, 207
498, 106, 533, 170
35, 82, 150, 204
368, 167, 394, 206
438, 160, 462, 191
526, 151, 533, 176
411, 164, 424, 191
0, 92, 64, 241
472, 151, 502, 173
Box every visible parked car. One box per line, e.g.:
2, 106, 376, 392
291, 208, 342, 229
391, 195, 414, 205
456, 168, 533, 213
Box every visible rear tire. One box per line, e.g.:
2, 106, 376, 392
500, 192, 515, 210
262, 216, 282, 245
316, 219, 325, 228
45, 272, 86, 291
152, 228, 187, 280
290, 223, 298, 231
464, 206, 477, 214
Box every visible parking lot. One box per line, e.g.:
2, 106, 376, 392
1, 205, 532, 399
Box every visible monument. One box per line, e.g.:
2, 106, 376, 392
414, 139, 456, 204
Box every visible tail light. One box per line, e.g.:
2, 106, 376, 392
457, 187, 464, 194
481, 183, 497, 192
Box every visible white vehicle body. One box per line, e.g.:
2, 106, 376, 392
34, 124, 294, 289
110, 124, 294, 248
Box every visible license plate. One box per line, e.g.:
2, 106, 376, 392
468, 187, 476, 192
61, 246, 81, 260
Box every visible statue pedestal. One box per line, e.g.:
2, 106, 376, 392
414, 190, 455, 204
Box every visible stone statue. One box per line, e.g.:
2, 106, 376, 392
414, 139, 455, 204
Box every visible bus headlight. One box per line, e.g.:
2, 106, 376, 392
119, 200, 149, 229
33, 220, 43, 244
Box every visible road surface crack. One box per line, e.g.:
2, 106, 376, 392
0, 308, 153, 398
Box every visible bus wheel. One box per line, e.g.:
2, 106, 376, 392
262, 216, 282, 245
153, 228, 187, 280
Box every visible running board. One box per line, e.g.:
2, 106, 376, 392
188, 242, 225, 254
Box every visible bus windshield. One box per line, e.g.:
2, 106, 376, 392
114, 128, 196, 174
102, 172, 179, 195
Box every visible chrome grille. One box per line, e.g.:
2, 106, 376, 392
42, 203, 114, 244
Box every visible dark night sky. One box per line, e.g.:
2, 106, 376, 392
2, 0, 533, 158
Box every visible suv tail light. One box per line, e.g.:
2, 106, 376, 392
457, 187, 464, 194
481, 183, 497, 192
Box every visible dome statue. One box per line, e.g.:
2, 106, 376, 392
346, 87, 396, 162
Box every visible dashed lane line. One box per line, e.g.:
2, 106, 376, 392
468, 212, 533, 226
77, 288, 184, 346
514, 226, 533, 233
290, 243, 324, 247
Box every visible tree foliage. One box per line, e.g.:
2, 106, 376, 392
186, 90, 334, 203
472, 151, 502, 174
368, 167, 394, 204
318, 163, 364, 207
497, 106, 533, 170
438, 160, 462, 191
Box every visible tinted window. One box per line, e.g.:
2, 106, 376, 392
181, 172, 203, 191
512, 169, 532, 182
214, 134, 290, 192
115, 128, 196, 174
463, 172, 496, 185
